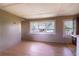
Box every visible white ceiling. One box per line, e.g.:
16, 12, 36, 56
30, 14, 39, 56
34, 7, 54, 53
0, 3, 79, 19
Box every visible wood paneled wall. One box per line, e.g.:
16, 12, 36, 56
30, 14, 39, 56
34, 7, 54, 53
21, 15, 76, 43
76, 16, 79, 35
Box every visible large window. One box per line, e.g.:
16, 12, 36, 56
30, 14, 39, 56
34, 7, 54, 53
30, 20, 55, 34
63, 19, 75, 36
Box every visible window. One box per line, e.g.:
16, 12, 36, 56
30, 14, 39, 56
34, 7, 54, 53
30, 20, 55, 34
63, 19, 75, 36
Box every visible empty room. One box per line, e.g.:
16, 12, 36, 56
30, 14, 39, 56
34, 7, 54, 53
0, 3, 79, 56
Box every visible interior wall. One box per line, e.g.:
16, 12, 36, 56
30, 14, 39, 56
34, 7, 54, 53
22, 16, 75, 43
29, 19, 64, 43
76, 16, 79, 35
21, 20, 31, 41
0, 20, 2, 45
0, 10, 24, 51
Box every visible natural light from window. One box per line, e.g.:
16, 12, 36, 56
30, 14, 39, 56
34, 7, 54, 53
63, 20, 74, 36
30, 20, 55, 34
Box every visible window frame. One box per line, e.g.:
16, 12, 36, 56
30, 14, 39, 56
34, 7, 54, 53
30, 20, 56, 34
63, 19, 74, 36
